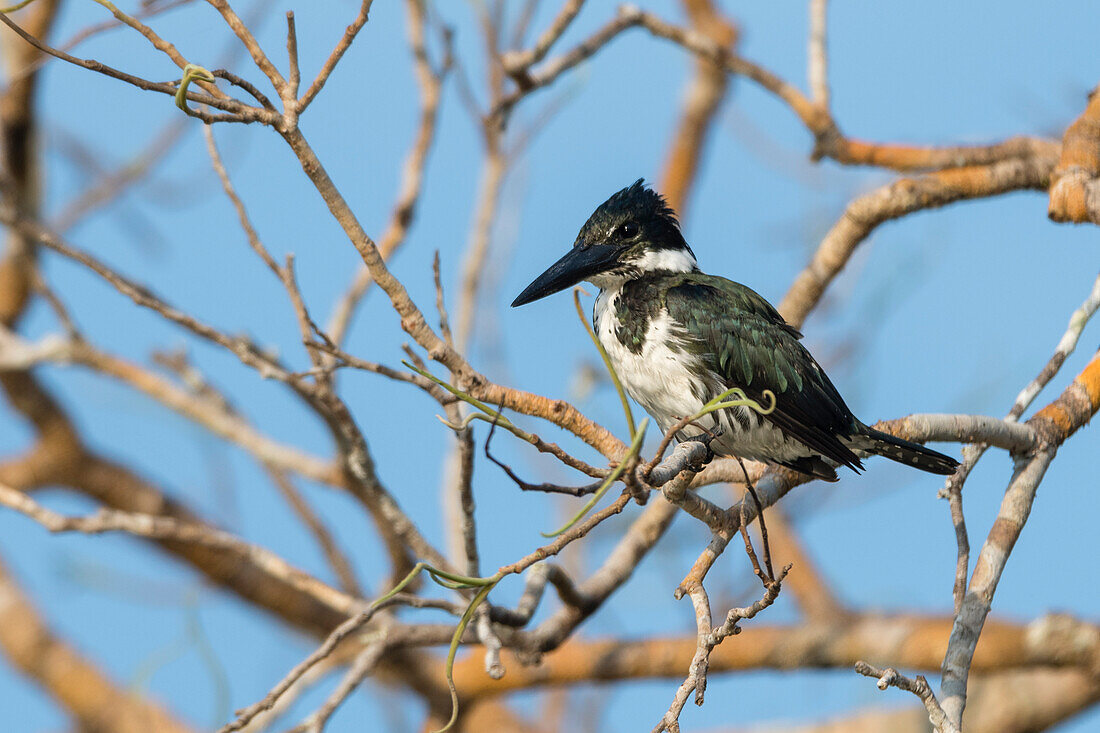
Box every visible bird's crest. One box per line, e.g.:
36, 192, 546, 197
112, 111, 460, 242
576, 179, 681, 247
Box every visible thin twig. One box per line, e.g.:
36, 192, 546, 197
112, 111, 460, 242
204, 0, 288, 95
938, 272, 1100, 611
211, 67, 277, 111
220, 607, 382, 732
0, 482, 360, 615
488, 563, 594, 627
654, 565, 790, 732
325, 0, 448, 345
285, 10, 300, 99
280, 254, 328, 372
807, 0, 828, 107
940, 350, 1100, 727
737, 502, 765, 583
494, 4, 1059, 174
855, 662, 959, 733
2, 209, 298, 380
676, 469, 803, 599
483, 407, 603, 496
1008, 271, 1100, 421
738, 455, 773, 583
309, 340, 453, 403
202, 123, 280, 276
292, 636, 390, 733
0, 12, 273, 124
433, 250, 455, 348
7, 0, 197, 86
90, 0, 220, 94
439, 393, 479, 581
502, 0, 585, 74
298, 0, 374, 111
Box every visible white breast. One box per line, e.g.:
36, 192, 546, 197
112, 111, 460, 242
594, 287, 710, 433
593, 286, 818, 465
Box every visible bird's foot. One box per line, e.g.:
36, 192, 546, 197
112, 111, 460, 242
690, 427, 724, 466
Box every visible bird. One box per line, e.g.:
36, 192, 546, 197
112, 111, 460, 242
511, 180, 958, 482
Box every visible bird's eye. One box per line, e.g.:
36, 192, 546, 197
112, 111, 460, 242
616, 221, 639, 239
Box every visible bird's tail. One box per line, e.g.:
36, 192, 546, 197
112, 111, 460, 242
852, 427, 959, 476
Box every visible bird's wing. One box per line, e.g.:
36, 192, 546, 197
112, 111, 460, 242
664, 275, 863, 471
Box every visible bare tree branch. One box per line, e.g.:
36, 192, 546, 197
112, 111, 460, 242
326, 0, 449, 346
778, 156, 1057, 329
807, 0, 828, 107
854, 662, 958, 733
1049, 82, 1100, 224
0, 482, 362, 615
0, 554, 195, 733
940, 349, 1100, 727
297, 1, 374, 111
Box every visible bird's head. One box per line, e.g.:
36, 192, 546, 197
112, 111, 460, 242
511, 179, 697, 307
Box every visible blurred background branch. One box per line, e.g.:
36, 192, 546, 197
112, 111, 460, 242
0, 1, 1096, 732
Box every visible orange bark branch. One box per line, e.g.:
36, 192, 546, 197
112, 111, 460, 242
821, 135, 1060, 172
454, 612, 1099, 699
778, 154, 1057, 329
1029, 347, 1100, 444
632, 8, 1058, 174
1048, 84, 1100, 224
732, 669, 1099, 733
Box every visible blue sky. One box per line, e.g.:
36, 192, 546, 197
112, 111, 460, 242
1, 1, 1098, 731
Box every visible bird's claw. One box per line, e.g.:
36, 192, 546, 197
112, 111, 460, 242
700, 440, 717, 466
684, 426, 723, 466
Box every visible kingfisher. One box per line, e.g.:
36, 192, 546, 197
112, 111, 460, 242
511, 180, 958, 481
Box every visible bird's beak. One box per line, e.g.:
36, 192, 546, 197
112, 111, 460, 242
511, 246, 619, 307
